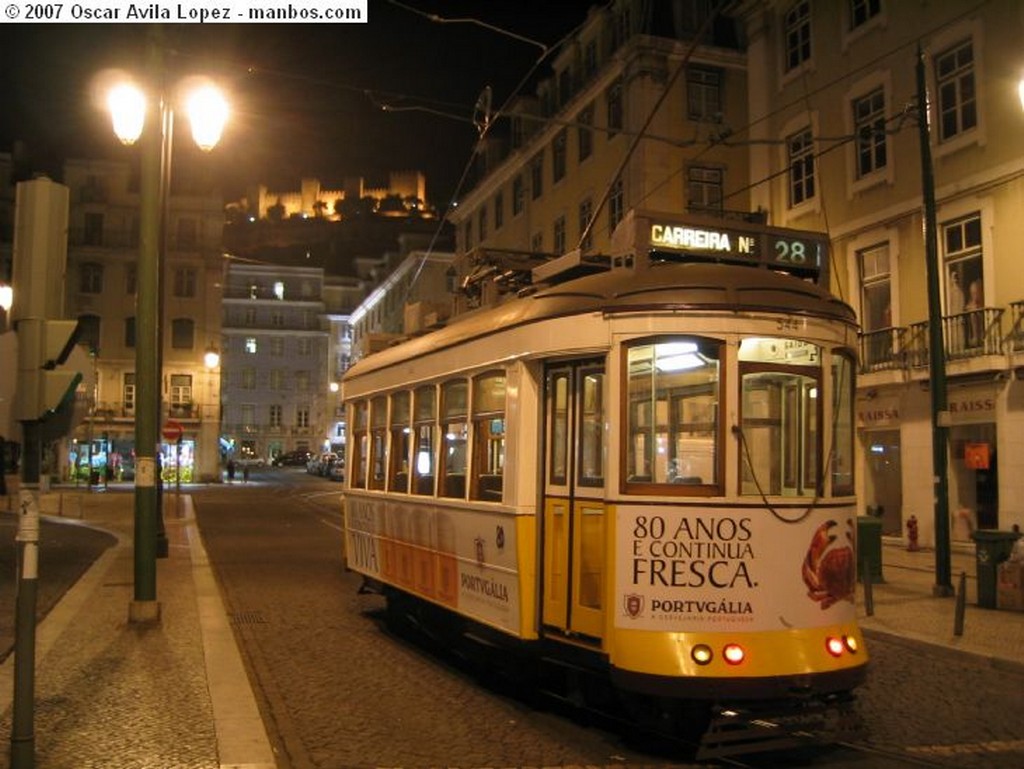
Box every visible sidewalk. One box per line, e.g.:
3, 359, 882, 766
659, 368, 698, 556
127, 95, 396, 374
0, 488, 275, 769
859, 539, 1024, 672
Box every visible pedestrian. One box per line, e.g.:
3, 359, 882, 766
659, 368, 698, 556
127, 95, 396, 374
242, 463, 250, 483
227, 459, 236, 483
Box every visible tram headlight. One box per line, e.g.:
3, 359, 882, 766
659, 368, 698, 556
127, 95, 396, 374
825, 637, 845, 657
691, 644, 713, 665
843, 635, 859, 654
722, 644, 745, 665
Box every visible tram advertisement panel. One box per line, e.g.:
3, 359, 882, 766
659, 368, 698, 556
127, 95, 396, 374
346, 494, 522, 634
614, 504, 857, 632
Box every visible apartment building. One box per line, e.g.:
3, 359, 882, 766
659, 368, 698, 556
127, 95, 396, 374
62, 158, 224, 483
220, 262, 330, 462
737, 0, 1024, 545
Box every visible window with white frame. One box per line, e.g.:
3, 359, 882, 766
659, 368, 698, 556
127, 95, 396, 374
169, 374, 192, 406
80, 263, 104, 294
553, 216, 566, 255
935, 39, 977, 143
173, 267, 197, 298
579, 198, 593, 252
787, 127, 816, 207
854, 88, 887, 178
687, 66, 722, 121
849, 0, 880, 30
578, 103, 594, 161
241, 368, 256, 390
942, 212, 984, 353
552, 129, 567, 183
123, 373, 136, 413
269, 369, 284, 390
298, 337, 312, 356
297, 407, 310, 428
859, 244, 892, 333
269, 404, 283, 428
171, 318, 194, 349
687, 166, 723, 212
784, 0, 812, 73
241, 404, 256, 428
270, 337, 284, 356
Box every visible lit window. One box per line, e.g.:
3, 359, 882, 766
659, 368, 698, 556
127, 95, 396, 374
273, 281, 285, 300
245, 337, 257, 354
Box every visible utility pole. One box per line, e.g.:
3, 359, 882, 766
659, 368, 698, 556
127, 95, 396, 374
9, 178, 84, 769
915, 45, 954, 597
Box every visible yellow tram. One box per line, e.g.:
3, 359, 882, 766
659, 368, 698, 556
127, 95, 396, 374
342, 214, 867, 755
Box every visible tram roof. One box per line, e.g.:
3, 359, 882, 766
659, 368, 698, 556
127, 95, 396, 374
344, 261, 856, 381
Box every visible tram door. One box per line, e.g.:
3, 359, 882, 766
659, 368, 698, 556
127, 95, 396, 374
542, 360, 606, 641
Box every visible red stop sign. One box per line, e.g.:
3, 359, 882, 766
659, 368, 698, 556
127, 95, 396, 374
162, 420, 184, 442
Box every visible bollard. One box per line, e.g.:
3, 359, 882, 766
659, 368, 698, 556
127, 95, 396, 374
954, 570, 966, 637
863, 555, 875, 617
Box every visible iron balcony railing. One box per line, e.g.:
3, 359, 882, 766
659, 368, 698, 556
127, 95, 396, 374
858, 306, 1006, 374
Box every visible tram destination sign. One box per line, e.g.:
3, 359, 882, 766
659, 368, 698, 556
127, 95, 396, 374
649, 220, 829, 284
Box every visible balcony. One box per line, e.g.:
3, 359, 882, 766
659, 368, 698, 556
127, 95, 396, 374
858, 305, 1014, 379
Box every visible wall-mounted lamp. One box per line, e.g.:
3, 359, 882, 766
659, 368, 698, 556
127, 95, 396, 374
203, 346, 220, 369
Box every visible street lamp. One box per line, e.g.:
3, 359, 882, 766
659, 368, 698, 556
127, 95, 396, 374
107, 32, 228, 623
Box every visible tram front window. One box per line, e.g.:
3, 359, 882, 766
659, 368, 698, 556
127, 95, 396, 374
626, 338, 720, 489
738, 338, 821, 497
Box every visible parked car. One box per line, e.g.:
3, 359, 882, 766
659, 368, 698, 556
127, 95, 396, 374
273, 450, 312, 467
327, 458, 345, 482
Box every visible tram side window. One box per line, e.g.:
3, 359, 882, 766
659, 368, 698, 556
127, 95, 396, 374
471, 371, 506, 501
440, 379, 469, 499
413, 385, 436, 496
350, 400, 368, 489
831, 352, 855, 496
738, 337, 821, 497
549, 371, 570, 486
578, 368, 604, 487
389, 391, 411, 493
369, 396, 388, 490
626, 338, 721, 490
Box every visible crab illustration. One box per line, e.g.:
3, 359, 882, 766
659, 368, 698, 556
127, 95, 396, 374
802, 518, 855, 609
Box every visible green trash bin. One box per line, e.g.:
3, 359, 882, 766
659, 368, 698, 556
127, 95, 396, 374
971, 530, 1021, 608
857, 515, 884, 584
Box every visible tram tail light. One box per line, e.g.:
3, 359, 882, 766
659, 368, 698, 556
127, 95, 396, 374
825, 637, 845, 657
722, 644, 746, 665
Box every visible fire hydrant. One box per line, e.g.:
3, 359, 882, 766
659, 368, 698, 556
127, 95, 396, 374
906, 515, 920, 551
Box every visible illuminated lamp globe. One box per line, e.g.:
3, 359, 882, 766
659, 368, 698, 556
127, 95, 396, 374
0, 284, 12, 313
108, 83, 147, 145
204, 348, 220, 369
187, 85, 229, 151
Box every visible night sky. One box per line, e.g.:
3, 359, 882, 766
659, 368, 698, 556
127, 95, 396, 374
0, 1, 599, 208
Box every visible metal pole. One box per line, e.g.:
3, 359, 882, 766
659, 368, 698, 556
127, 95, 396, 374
10, 420, 40, 769
130, 28, 164, 623
155, 80, 172, 560
915, 46, 954, 597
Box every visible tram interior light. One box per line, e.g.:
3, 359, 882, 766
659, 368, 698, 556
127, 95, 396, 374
417, 449, 431, 474
655, 341, 705, 372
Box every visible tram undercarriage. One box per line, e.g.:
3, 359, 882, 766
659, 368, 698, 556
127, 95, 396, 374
366, 580, 863, 760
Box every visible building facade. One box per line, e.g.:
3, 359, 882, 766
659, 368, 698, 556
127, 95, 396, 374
220, 262, 330, 462
738, 0, 1024, 546
63, 158, 224, 483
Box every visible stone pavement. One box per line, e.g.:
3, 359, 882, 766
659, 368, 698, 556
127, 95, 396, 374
0, 487, 275, 769
859, 538, 1024, 672
0, 486, 1021, 768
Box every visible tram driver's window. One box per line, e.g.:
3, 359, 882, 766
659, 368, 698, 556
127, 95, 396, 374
471, 371, 506, 502
738, 337, 821, 497
412, 385, 436, 496
389, 391, 411, 493
440, 379, 469, 498
350, 400, 368, 489
626, 338, 720, 490
369, 396, 388, 490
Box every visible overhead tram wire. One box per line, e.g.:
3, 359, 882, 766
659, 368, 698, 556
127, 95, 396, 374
394, 2, 609, 304
576, 0, 729, 251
